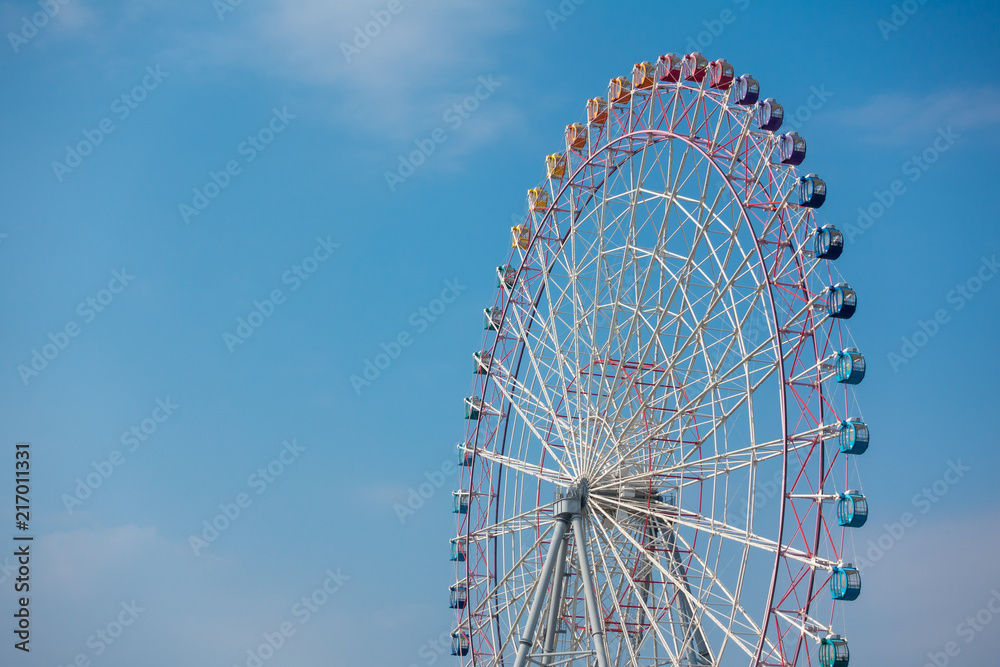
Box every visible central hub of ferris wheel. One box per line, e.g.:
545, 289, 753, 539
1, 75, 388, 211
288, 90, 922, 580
554, 479, 590, 517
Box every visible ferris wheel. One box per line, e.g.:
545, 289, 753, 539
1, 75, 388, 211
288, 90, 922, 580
449, 52, 868, 667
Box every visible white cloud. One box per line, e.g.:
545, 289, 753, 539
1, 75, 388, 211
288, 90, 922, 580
172, 0, 526, 143
831, 87, 1000, 146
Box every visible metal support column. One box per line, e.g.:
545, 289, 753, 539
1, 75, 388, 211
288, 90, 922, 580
572, 513, 611, 667
540, 534, 569, 664
511, 517, 570, 667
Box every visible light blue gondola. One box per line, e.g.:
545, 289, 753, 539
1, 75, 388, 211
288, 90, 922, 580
452, 632, 470, 656
497, 265, 516, 288
450, 538, 466, 562
819, 635, 849, 667
830, 565, 861, 601
464, 397, 482, 420
449, 583, 467, 609
484, 307, 502, 331
453, 491, 469, 514
458, 443, 474, 467
473, 351, 492, 375
835, 349, 865, 385
836, 490, 868, 528
838, 419, 869, 455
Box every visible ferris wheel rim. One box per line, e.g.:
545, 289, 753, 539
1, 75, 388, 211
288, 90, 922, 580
455, 65, 862, 667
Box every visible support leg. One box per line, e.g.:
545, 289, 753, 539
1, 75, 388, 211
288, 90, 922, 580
512, 517, 570, 667
572, 514, 611, 667
541, 534, 569, 664
661, 521, 713, 666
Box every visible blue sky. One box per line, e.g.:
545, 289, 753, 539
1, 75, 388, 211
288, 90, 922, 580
1, 0, 999, 665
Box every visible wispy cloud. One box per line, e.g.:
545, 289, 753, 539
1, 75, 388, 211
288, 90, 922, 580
170, 0, 525, 142
830, 86, 1000, 146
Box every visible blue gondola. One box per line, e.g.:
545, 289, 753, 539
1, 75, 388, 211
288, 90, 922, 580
830, 565, 861, 601
450, 538, 466, 562
819, 635, 850, 667
778, 131, 806, 165
484, 307, 502, 331
798, 173, 827, 208
826, 283, 857, 319
449, 583, 467, 609
458, 443, 474, 467
835, 349, 865, 385
453, 491, 469, 514
814, 225, 844, 260
755, 98, 783, 131
836, 491, 868, 528
464, 397, 482, 420
734, 74, 759, 105
838, 419, 869, 455
451, 632, 470, 656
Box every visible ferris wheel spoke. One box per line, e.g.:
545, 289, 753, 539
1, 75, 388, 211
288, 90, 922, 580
585, 162, 735, 474
465, 525, 555, 630
506, 301, 589, 473
491, 356, 581, 480
616, 424, 828, 489
580, 139, 697, 443
594, 278, 777, 476
591, 502, 766, 662
613, 322, 791, 471
603, 495, 837, 573
588, 510, 687, 667
603, 195, 752, 447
